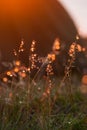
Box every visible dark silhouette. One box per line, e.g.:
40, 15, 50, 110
0, 0, 77, 62
0, 0, 87, 85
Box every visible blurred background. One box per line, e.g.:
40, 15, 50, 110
0, 0, 87, 65
60, 0, 87, 37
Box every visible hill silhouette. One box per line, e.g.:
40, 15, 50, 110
0, 0, 77, 63
0, 0, 87, 86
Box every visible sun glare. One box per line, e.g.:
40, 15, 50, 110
0, 0, 35, 19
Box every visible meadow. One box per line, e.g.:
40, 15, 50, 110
0, 38, 87, 130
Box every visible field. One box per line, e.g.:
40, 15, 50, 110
0, 39, 87, 130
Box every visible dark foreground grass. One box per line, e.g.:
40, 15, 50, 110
0, 79, 87, 130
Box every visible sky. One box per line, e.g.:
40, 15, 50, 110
60, 0, 87, 37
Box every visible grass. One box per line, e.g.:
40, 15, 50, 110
0, 78, 87, 130
0, 38, 87, 130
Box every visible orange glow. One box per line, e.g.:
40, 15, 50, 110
0, 0, 21, 19
19, 72, 26, 78
82, 48, 86, 52
52, 38, 61, 52
7, 71, 11, 76
82, 75, 87, 85
15, 61, 21, 66
3, 77, 8, 82
0, 0, 37, 20
47, 54, 55, 61
14, 67, 19, 73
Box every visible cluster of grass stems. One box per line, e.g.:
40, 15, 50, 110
0, 38, 87, 130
